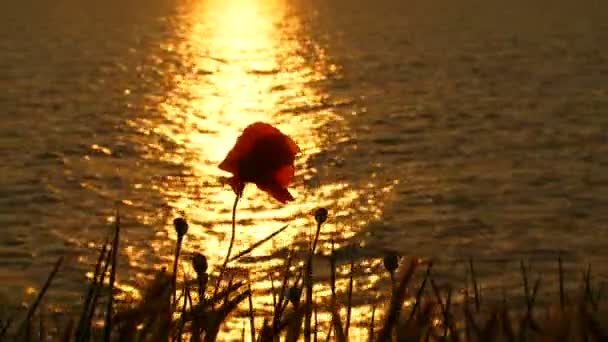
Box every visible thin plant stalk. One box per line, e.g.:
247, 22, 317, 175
16, 256, 64, 337
368, 304, 376, 342
103, 211, 120, 342
215, 194, 240, 295
406, 262, 432, 324
469, 258, 480, 312
377, 259, 418, 342
172, 234, 184, 306
75, 236, 109, 341
330, 299, 347, 342
272, 249, 294, 331
229, 224, 290, 262
345, 259, 354, 339
0, 315, 14, 340
520, 260, 529, 307
558, 255, 565, 311
83, 246, 112, 340
330, 238, 336, 297
444, 287, 453, 338
326, 238, 336, 342
269, 272, 276, 317
247, 282, 255, 342
303, 257, 313, 342
176, 280, 190, 342
314, 304, 318, 342
24, 320, 30, 342
61, 319, 74, 342
501, 300, 515, 341
325, 325, 333, 342
39, 305, 45, 342
304, 217, 323, 342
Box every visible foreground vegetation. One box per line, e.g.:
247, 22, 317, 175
1, 208, 606, 341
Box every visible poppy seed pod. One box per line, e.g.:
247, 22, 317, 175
288, 286, 302, 306
173, 217, 189, 238
383, 251, 399, 274
314, 207, 328, 224
192, 253, 208, 275
219, 122, 300, 204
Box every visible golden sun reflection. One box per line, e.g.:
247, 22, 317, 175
156, 0, 344, 264
122, 0, 395, 339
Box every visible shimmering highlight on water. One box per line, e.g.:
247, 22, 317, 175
1, 0, 608, 339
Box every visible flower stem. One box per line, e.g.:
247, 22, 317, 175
215, 193, 240, 295
171, 235, 183, 306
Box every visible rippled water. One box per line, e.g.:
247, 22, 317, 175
1, 0, 608, 337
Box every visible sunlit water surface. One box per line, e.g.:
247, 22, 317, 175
1, 0, 608, 338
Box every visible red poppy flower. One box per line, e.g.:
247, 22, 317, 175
219, 122, 300, 203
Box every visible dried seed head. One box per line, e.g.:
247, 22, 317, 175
173, 217, 189, 238
314, 207, 328, 224
288, 286, 302, 306
383, 251, 399, 274
192, 253, 208, 274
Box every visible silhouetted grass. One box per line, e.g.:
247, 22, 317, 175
2, 208, 607, 342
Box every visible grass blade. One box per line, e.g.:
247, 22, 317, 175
204, 289, 251, 342
83, 246, 112, 340
303, 258, 313, 342
325, 325, 333, 342
286, 306, 306, 342
314, 304, 318, 342
16, 257, 64, 337
272, 248, 294, 330
520, 260, 530, 311
76, 236, 109, 341
345, 259, 354, 339
469, 258, 480, 312
377, 258, 418, 342
269, 272, 277, 318
61, 319, 75, 342
0, 312, 15, 340
501, 302, 515, 342
103, 210, 120, 342
407, 262, 432, 324
558, 255, 565, 311
330, 239, 336, 298
38, 304, 45, 342
368, 304, 376, 342
248, 282, 255, 342
229, 224, 290, 262
330, 300, 346, 342
176, 279, 190, 342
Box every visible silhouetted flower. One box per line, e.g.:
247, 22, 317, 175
219, 122, 300, 203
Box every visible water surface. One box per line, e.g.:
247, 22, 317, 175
1, 0, 608, 337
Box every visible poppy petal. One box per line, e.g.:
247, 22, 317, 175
218, 135, 256, 174
274, 165, 295, 187
257, 182, 295, 203
284, 135, 300, 156
218, 156, 238, 174
219, 122, 288, 174
221, 176, 245, 197
218, 122, 299, 204
243, 122, 282, 137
